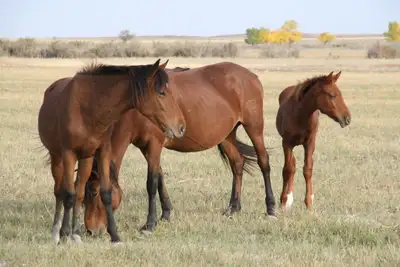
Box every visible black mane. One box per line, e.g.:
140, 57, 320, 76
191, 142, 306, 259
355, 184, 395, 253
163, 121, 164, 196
170, 67, 190, 72
77, 62, 168, 106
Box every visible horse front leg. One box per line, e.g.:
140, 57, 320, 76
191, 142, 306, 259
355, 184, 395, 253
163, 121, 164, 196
280, 141, 296, 212
140, 142, 162, 233
303, 139, 315, 210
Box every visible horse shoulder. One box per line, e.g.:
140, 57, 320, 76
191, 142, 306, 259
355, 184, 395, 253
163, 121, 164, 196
278, 86, 295, 105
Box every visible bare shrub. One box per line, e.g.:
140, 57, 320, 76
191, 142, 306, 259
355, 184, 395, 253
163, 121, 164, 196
259, 44, 300, 58
8, 38, 41, 57
367, 42, 400, 59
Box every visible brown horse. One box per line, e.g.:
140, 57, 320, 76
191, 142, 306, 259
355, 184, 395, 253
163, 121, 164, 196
38, 59, 186, 244
83, 62, 277, 234
276, 71, 351, 212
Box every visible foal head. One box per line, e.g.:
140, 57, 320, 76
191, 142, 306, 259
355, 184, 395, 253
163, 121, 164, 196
84, 158, 122, 235
298, 71, 351, 128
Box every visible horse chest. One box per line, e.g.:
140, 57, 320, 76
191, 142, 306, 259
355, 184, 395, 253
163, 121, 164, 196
288, 134, 307, 146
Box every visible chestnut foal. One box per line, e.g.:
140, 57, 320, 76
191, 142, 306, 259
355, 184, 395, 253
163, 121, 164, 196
276, 71, 351, 212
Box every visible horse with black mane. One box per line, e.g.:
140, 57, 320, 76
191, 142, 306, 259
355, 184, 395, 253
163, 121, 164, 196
38, 59, 186, 244
82, 62, 277, 234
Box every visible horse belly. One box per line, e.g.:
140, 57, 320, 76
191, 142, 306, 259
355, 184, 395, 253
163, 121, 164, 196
167, 114, 238, 152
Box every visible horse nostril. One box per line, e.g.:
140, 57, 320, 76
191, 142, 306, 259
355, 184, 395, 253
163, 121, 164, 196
345, 116, 351, 125
179, 124, 185, 135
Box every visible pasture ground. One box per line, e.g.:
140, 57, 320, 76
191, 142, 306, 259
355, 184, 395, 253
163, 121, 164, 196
0, 54, 400, 266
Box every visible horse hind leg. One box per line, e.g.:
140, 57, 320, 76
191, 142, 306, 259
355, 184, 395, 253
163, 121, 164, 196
59, 150, 77, 241
218, 129, 245, 217
157, 167, 173, 221
242, 122, 276, 217
50, 154, 64, 244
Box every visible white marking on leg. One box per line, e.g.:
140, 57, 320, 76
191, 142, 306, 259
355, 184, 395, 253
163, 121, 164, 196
52, 200, 63, 245
285, 192, 294, 209
71, 234, 82, 243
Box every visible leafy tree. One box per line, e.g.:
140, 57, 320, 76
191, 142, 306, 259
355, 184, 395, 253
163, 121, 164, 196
280, 20, 303, 45
383, 21, 400, 42
317, 32, 336, 45
245, 27, 263, 45
281, 20, 299, 32
118, 29, 135, 42
244, 20, 303, 45
258, 28, 271, 43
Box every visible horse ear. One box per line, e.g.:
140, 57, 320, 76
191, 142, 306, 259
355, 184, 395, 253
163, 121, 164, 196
148, 59, 161, 78
333, 71, 342, 82
153, 59, 161, 69
159, 59, 169, 69
326, 71, 335, 83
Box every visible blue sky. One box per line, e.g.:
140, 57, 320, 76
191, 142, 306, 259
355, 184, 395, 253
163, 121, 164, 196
0, 0, 398, 38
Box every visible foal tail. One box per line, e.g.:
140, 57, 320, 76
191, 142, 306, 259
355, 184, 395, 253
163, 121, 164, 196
217, 138, 259, 176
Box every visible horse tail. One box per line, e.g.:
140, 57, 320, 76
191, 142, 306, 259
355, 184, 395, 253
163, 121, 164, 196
217, 138, 259, 176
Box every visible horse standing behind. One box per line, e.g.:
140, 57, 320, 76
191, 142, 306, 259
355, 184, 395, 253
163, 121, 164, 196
276, 71, 351, 212
37, 59, 186, 244
83, 62, 277, 234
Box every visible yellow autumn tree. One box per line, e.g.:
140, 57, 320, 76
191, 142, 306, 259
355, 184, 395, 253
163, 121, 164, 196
280, 20, 303, 45
383, 21, 400, 42
317, 32, 336, 45
259, 27, 271, 43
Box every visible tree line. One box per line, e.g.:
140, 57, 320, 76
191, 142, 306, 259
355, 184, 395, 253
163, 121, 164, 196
244, 20, 400, 45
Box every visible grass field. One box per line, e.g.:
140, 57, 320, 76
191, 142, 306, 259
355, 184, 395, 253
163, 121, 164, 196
1, 53, 400, 267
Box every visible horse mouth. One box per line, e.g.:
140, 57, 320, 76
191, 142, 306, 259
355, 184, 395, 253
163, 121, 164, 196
339, 116, 351, 128
164, 124, 185, 139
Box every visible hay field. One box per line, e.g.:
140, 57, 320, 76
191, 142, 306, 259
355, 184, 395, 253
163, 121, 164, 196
0, 53, 400, 267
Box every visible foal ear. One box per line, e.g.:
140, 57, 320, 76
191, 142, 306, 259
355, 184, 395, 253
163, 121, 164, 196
159, 59, 169, 69
332, 71, 342, 83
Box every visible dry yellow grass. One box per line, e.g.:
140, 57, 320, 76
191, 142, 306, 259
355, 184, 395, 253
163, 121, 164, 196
0, 56, 400, 267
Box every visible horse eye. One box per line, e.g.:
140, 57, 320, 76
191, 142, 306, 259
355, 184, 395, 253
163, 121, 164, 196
158, 90, 166, 96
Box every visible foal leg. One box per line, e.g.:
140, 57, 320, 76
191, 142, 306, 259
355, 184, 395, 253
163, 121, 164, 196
220, 131, 245, 217
71, 157, 93, 243
97, 144, 121, 242
243, 124, 276, 217
140, 142, 163, 232
59, 150, 77, 240
158, 167, 173, 221
280, 141, 296, 212
50, 154, 64, 244
303, 139, 315, 210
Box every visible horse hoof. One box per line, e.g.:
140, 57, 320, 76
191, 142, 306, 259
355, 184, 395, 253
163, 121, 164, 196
140, 229, 153, 236
112, 241, 124, 246
222, 206, 239, 217
71, 234, 83, 243
267, 214, 278, 220
52, 233, 61, 245
222, 208, 232, 217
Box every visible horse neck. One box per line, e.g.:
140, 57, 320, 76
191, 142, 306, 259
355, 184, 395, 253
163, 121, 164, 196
75, 77, 134, 130
295, 90, 318, 125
